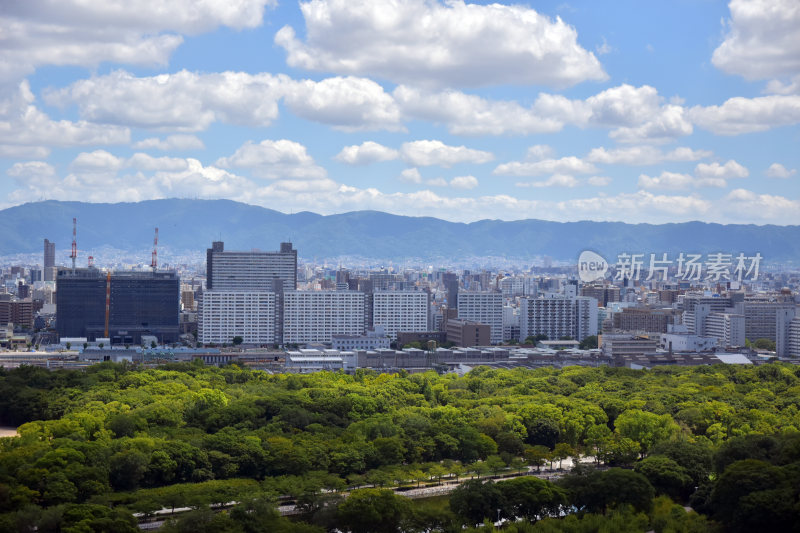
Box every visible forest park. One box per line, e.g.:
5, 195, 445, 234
1, 361, 800, 532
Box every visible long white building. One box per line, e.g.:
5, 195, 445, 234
458, 291, 504, 344
372, 291, 429, 340
519, 295, 598, 342
283, 290, 365, 344
198, 291, 276, 344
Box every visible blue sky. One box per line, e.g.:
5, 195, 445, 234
1, 0, 798, 224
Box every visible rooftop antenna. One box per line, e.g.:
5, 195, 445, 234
70, 217, 77, 273
151, 227, 158, 272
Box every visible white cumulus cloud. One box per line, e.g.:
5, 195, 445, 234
0, 0, 275, 82
335, 141, 400, 165
216, 139, 326, 180
133, 135, 205, 151
401, 140, 493, 167
712, 0, 800, 81
688, 94, 800, 135
637, 172, 695, 191
494, 156, 597, 177
449, 176, 478, 190
765, 163, 797, 178
275, 0, 606, 89
695, 160, 749, 180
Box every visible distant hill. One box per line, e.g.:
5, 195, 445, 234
1, 199, 798, 263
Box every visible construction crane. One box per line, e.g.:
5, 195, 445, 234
70, 217, 77, 272
151, 227, 158, 272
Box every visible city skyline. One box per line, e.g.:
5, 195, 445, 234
1, 0, 799, 224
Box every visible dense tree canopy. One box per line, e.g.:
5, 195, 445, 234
1, 361, 800, 531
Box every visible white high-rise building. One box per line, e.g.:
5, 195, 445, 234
788, 317, 800, 358
372, 291, 428, 340
705, 312, 746, 347
519, 295, 598, 342
283, 291, 365, 344
776, 307, 798, 357
198, 291, 275, 344
458, 292, 504, 344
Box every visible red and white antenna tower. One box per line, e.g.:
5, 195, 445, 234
70, 217, 77, 272
151, 227, 159, 272
88, 255, 94, 268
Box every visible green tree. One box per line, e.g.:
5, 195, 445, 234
232, 336, 243, 346
753, 338, 776, 351
497, 476, 567, 522
524, 445, 551, 472
449, 479, 503, 526
633, 455, 693, 501
579, 335, 598, 349
614, 409, 679, 457
336, 488, 411, 533
553, 442, 575, 470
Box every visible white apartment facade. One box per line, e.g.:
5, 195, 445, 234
519, 295, 598, 342
283, 290, 365, 344
198, 291, 276, 344
705, 312, 746, 347
372, 291, 429, 340
458, 291, 504, 344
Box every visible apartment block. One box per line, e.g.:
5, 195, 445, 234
458, 291, 503, 344
198, 291, 275, 345
372, 291, 429, 340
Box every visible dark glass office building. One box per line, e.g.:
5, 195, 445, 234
56, 268, 179, 344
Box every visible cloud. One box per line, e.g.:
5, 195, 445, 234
401, 140, 493, 167
46, 70, 405, 133
71, 150, 123, 173
282, 76, 403, 131
449, 176, 478, 190
637, 171, 695, 191
335, 141, 400, 165
399, 168, 422, 184
275, 0, 606, 89
0, 81, 129, 150
394, 86, 565, 135
132, 135, 205, 151
518, 174, 579, 188
723, 189, 800, 221
69, 150, 191, 175
494, 156, 597, 177
127, 153, 190, 172
712, 0, 800, 81
45, 70, 286, 131
688, 94, 800, 135
580, 85, 692, 143
425, 177, 448, 187
0, 145, 50, 159
694, 160, 749, 180
215, 139, 326, 180
396, 83, 691, 141
526, 145, 556, 161
7, 161, 56, 187
586, 145, 711, 165
766, 163, 797, 178
0, 0, 275, 82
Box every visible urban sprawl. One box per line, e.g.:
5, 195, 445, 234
2, 238, 799, 373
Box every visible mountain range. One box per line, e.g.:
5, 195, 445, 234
1, 199, 798, 264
